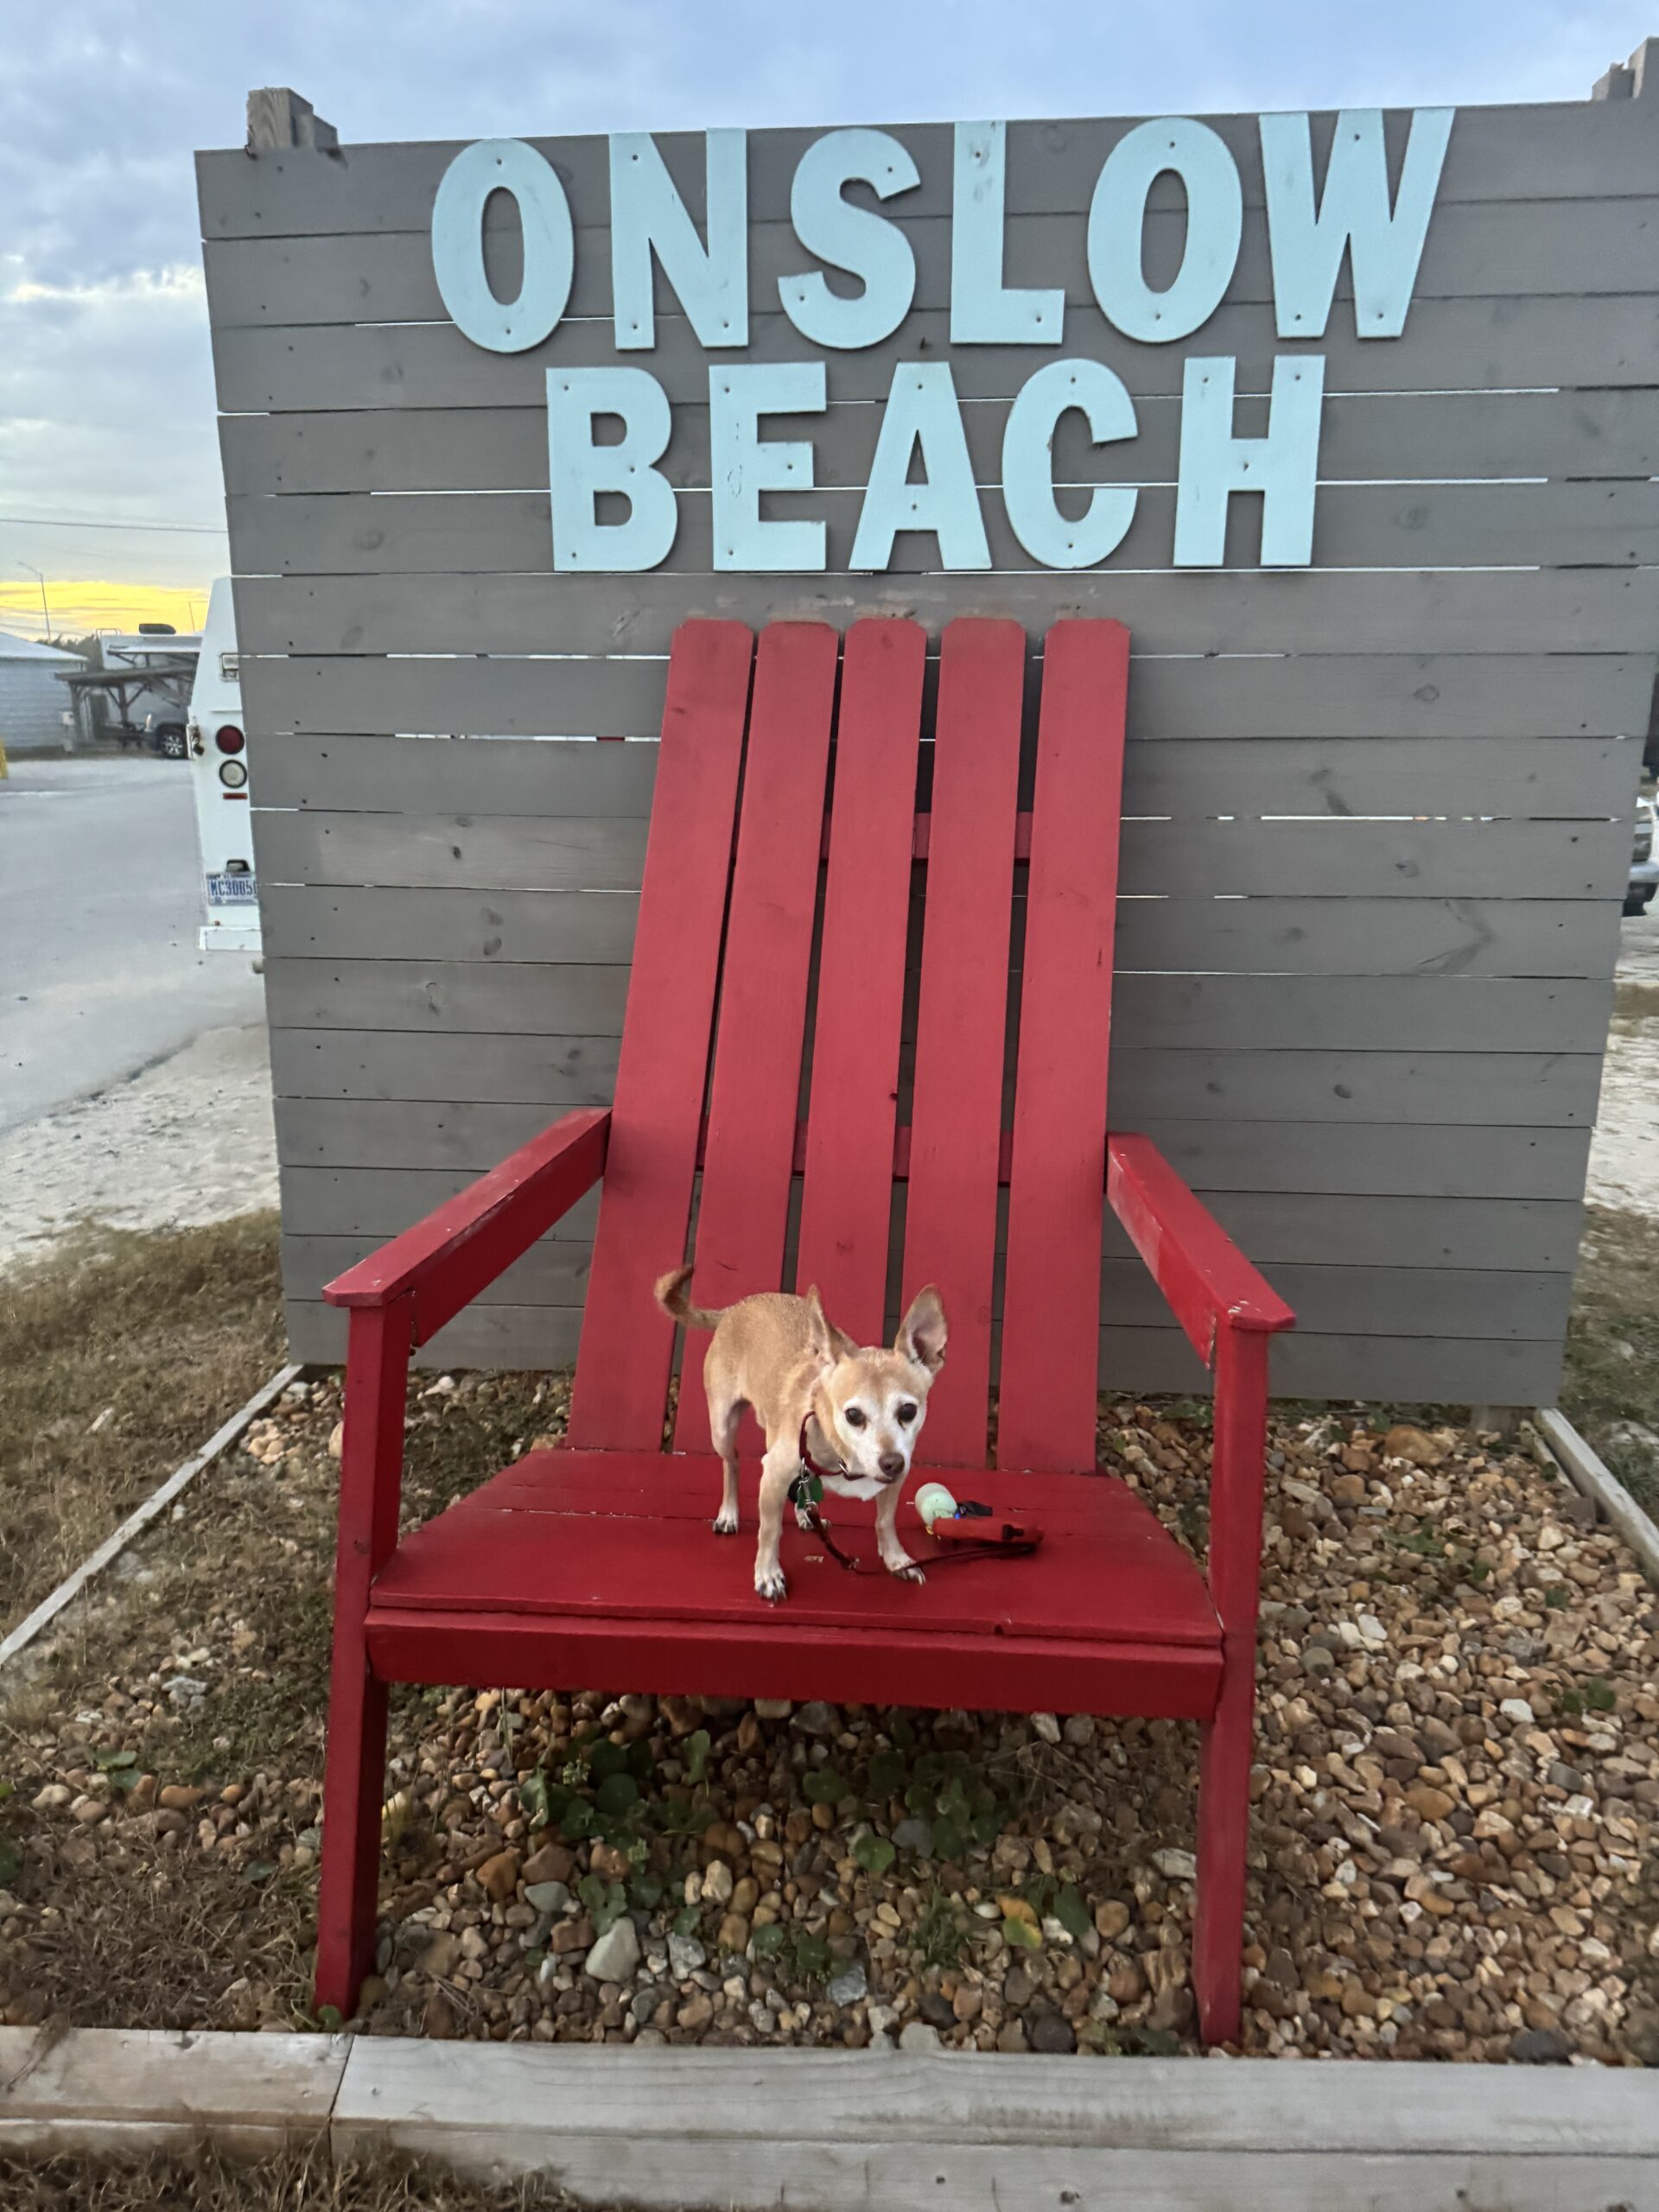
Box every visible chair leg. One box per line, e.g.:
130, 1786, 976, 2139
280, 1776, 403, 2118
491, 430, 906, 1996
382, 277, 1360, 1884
1193, 1643, 1252, 2044
314, 1300, 411, 2018
315, 1620, 389, 2018
1192, 1319, 1270, 2046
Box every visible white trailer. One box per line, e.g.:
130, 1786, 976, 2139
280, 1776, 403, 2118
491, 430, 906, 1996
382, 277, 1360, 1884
186, 579, 260, 956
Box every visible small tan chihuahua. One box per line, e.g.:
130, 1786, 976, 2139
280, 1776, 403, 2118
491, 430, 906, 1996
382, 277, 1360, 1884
654, 1269, 948, 1604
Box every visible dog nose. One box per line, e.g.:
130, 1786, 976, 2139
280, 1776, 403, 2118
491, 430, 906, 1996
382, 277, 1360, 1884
879, 1452, 905, 1479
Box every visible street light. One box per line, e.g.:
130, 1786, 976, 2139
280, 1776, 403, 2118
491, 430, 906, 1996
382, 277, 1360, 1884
17, 563, 51, 639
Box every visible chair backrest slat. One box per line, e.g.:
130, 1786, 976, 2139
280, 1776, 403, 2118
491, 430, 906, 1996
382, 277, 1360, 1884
794, 620, 927, 1344
901, 619, 1027, 1468
566, 621, 754, 1450
672, 624, 840, 1452
998, 620, 1130, 1471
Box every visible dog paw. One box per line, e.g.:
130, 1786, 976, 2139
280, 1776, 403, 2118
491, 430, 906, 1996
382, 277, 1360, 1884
754, 1565, 788, 1605
886, 1558, 926, 1585
713, 1509, 738, 1535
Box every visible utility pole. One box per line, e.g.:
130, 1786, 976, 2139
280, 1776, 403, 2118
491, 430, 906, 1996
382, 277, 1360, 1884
17, 562, 51, 639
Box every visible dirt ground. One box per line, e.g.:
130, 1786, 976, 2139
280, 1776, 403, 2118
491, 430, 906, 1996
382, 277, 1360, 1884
0, 1025, 277, 1272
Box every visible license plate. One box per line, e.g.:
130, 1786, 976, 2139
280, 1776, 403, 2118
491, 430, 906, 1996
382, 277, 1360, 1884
207, 874, 257, 905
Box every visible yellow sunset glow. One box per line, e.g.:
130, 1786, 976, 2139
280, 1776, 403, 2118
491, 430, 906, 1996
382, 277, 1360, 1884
0, 578, 213, 639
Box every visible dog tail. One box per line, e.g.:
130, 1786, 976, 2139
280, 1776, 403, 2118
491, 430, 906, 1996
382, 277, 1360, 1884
654, 1264, 725, 1332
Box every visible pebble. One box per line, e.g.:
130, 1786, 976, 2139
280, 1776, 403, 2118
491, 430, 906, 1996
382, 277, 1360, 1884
892, 1818, 933, 1855
669, 1933, 707, 1980
1030, 1713, 1061, 1745
899, 2021, 942, 2052
826, 1964, 868, 2006
524, 1881, 571, 1914
583, 1917, 641, 1983
1027, 2011, 1077, 2054
1151, 1848, 1197, 1881
1510, 2027, 1572, 2064
793, 1701, 839, 1737
476, 1851, 521, 1904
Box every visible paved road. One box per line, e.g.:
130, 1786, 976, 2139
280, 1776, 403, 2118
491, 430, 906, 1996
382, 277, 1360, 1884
0, 757, 265, 1136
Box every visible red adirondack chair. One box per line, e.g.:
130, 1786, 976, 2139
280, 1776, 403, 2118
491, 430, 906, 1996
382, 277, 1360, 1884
315, 615, 1294, 2043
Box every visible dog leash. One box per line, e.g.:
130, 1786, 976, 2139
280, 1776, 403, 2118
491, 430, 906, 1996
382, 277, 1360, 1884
788, 1421, 1042, 1573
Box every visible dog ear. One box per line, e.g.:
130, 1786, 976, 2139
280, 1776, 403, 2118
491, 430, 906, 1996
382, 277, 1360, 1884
895, 1284, 948, 1374
802, 1285, 847, 1370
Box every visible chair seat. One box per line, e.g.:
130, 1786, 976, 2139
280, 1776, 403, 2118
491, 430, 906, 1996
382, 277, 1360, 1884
365, 1451, 1223, 1719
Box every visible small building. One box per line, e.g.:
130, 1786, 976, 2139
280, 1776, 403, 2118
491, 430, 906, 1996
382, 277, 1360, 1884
0, 632, 82, 753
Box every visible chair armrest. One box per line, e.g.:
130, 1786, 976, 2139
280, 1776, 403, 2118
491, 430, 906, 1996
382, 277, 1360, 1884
324, 1107, 610, 1347
1107, 1133, 1294, 1367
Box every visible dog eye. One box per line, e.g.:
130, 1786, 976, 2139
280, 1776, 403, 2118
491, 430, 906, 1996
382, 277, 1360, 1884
843, 1408, 867, 1429
896, 1403, 918, 1426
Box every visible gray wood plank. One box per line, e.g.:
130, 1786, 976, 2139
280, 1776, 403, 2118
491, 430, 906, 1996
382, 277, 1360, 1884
219, 387, 1659, 498
283, 1230, 1573, 1343
254, 810, 1631, 901
230, 569, 1659, 663
248, 730, 1638, 822
209, 296, 1659, 415
251, 733, 658, 815
200, 196, 1659, 331
264, 1046, 1580, 1193
276, 1165, 1580, 1268
264, 974, 1611, 1066
258, 883, 642, 963
257, 880, 1620, 982
269, 1052, 1601, 1198
269, 1028, 621, 1104
194, 102, 1659, 238
223, 479, 1659, 580
251, 810, 649, 892
283, 1294, 1565, 1402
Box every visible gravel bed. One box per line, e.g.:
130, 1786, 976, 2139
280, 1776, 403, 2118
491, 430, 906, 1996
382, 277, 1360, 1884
1, 1375, 1655, 2064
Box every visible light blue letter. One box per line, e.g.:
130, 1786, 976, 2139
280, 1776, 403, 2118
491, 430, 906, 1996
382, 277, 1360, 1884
1088, 118, 1242, 343
610, 129, 748, 349
1260, 107, 1453, 338
547, 367, 678, 571
850, 364, 989, 571
780, 128, 920, 349
1174, 355, 1325, 567
709, 363, 827, 571
950, 122, 1063, 345
431, 139, 574, 353
1001, 360, 1139, 569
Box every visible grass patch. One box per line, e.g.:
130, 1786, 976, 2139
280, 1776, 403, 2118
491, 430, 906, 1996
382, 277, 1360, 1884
1561, 1205, 1659, 1517
0, 2145, 594, 2210
0, 1216, 284, 1637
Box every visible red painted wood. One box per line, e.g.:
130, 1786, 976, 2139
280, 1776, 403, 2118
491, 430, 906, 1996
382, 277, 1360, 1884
1107, 1133, 1296, 1364
903, 619, 1026, 1465
1194, 1323, 1272, 2046
368, 1446, 1218, 1650
998, 621, 1130, 1473
315, 1295, 411, 2018
796, 620, 927, 1344
368, 1609, 1218, 1721
323, 1108, 608, 1346
673, 624, 839, 1451
567, 621, 755, 1449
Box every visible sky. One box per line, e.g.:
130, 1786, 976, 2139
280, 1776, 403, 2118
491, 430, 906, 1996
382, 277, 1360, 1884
0, 0, 1651, 638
